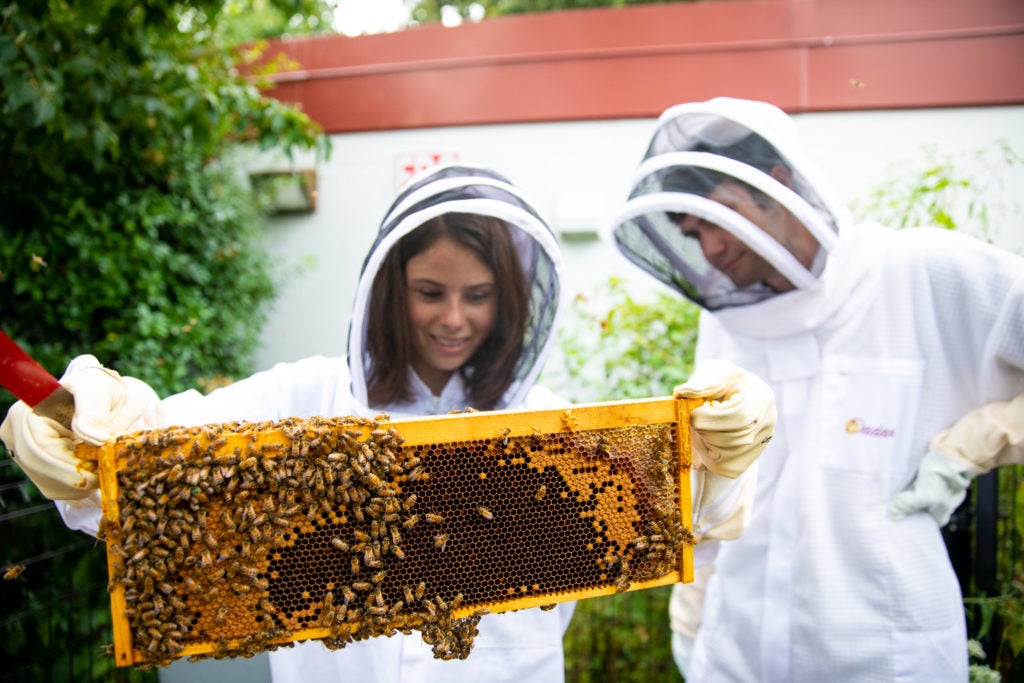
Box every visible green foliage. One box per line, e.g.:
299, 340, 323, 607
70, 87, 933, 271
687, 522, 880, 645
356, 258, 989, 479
564, 586, 683, 683
0, 2, 328, 679
549, 277, 700, 404
408, 0, 693, 23
214, 0, 336, 45
0, 1, 329, 405
851, 139, 1023, 251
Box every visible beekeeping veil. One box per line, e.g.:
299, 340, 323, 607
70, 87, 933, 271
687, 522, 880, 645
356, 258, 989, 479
348, 163, 563, 410
609, 97, 849, 310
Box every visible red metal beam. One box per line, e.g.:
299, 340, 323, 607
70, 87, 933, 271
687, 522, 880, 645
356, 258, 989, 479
263, 0, 1024, 133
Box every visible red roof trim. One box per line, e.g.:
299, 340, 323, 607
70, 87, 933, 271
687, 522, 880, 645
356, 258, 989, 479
263, 0, 1024, 133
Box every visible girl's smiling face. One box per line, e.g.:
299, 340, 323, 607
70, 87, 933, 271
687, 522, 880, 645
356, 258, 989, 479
404, 235, 498, 394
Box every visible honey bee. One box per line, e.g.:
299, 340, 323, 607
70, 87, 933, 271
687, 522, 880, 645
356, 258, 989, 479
3, 564, 26, 581
402, 514, 420, 529
535, 485, 547, 501
331, 538, 349, 552
433, 534, 449, 551
425, 513, 445, 524
476, 507, 494, 521
240, 566, 261, 580
200, 550, 213, 568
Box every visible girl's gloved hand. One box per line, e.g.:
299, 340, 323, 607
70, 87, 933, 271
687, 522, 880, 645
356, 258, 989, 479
0, 355, 162, 500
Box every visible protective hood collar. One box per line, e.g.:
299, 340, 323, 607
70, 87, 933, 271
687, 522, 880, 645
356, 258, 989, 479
347, 163, 564, 411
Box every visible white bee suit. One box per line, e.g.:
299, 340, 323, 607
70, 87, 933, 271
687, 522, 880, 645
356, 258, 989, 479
610, 97, 1024, 682
689, 224, 1024, 682
57, 164, 575, 683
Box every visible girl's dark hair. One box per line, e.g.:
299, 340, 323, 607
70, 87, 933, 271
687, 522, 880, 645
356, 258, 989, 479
366, 213, 530, 411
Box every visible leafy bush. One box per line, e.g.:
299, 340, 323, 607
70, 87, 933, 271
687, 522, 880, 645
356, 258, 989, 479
0, 3, 328, 680
0, 1, 328, 407
548, 277, 701, 404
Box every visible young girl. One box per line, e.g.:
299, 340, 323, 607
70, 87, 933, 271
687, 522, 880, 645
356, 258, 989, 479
3, 164, 573, 682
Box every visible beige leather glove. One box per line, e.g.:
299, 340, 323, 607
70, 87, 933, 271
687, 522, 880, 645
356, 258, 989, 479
889, 393, 1023, 525
0, 355, 162, 500
674, 359, 777, 479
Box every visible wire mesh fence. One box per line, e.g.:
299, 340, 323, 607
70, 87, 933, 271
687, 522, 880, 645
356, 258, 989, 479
0, 457, 156, 683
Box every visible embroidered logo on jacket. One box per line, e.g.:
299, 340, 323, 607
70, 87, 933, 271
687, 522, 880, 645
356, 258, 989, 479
844, 418, 895, 438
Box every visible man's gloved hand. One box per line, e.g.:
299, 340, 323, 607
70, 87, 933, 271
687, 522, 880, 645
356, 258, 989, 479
888, 449, 976, 526
674, 359, 777, 478
0, 355, 162, 500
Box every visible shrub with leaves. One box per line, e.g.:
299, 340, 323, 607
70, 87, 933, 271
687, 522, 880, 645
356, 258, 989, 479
547, 276, 701, 404
0, 1, 329, 406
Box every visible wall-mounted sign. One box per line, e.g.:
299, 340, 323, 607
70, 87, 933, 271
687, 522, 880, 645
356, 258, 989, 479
395, 151, 462, 190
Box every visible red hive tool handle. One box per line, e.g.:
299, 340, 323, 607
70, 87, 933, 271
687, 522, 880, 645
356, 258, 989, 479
0, 331, 75, 429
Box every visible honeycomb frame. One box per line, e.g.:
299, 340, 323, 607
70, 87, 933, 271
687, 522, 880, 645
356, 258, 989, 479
77, 396, 698, 668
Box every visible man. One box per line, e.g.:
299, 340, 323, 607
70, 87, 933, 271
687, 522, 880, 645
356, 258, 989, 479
609, 97, 1023, 682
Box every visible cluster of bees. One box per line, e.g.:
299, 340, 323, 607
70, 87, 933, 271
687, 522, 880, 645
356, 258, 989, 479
97, 414, 693, 669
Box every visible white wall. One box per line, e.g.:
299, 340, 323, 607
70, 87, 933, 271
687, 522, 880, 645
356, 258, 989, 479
252, 105, 1024, 372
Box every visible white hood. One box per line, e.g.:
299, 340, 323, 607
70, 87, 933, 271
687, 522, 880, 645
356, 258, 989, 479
347, 163, 564, 411
608, 97, 852, 312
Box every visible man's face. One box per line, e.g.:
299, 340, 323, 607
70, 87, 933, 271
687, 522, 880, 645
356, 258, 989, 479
674, 178, 819, 292
675, 180, 794, 291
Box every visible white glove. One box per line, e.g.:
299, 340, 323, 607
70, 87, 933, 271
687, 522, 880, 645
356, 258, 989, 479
0, 355, 162, 500
888, 449, 975, 526
674, 359, 777, 479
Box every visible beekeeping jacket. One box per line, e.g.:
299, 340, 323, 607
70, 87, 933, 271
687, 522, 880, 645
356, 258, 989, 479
58, 164, 574, 683
609, 97, 1024, 682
